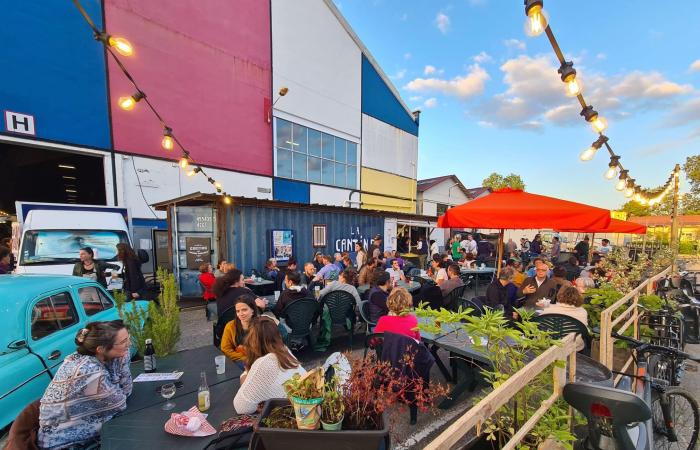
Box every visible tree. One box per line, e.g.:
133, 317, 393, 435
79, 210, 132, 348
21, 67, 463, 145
482, 172, 526, 191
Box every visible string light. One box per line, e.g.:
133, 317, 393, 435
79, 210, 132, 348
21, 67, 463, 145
161, 127, 174, 151
179, 156, 190, 169
558, 61, 582, 97
615, 170, 629, 191
186, 167, 201, 177
580, 106, 607, 133
604, 155, 620, 180
118, 91, 145, 111
579, 135, 608, 161
96, 32, 134, 57
524, 0, 547, 36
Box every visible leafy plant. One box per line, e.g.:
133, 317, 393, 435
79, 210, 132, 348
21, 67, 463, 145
284, 368, 324, 400
262, 405, 297, 429
148, 268, 181, 357
114, 289, 150, 356
321, 377, 345, 424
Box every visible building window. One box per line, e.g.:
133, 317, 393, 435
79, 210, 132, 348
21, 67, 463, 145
312, 225, 327, 247
436, 203, 449, 216
275, 118, 358, 189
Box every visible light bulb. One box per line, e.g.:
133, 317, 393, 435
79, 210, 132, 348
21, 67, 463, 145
179, 157, 189, 169
591, 116, 608, 133
525, 5, 547, 36
118, 96, 136, 111
108, 36, 134, 57
633, 193, 642, 202
604, 166, 618, 180
223, 196, 232, 205
564, 76, 582, 97
214, 181, 222, 189
615, 178, 626, 191
161, 135, 174, 151
186, 169, 197, 177
580, 146, 598, 161
624, 187, 634, 198
639, 198, 648, 205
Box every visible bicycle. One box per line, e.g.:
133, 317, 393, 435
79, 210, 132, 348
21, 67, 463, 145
563, 331, 700, 450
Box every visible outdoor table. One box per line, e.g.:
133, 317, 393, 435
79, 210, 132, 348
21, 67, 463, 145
459, 267, 496, 296
244, 278, 274, 296
102, 378, 241, 449
416, 316, 462, 383
357, 280, 420, 296
123, 346, 242, 415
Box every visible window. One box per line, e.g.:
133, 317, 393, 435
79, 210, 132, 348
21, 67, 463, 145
20, 230, 129, 265
275, 118, 358, 189
436, 203, 449, 216
31, 292, 79, 340
78, 286, 114, 316
313, 225, 327, 247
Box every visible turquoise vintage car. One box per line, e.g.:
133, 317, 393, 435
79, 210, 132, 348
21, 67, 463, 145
0, 275, 149, 431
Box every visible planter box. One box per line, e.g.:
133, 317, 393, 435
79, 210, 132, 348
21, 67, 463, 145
253, 399, 389, 450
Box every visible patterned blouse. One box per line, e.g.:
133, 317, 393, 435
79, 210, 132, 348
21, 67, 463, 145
38, 352, 132, 449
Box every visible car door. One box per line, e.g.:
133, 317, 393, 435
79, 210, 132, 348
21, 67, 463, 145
73, 283, 120, 322
28, 290, 82, 375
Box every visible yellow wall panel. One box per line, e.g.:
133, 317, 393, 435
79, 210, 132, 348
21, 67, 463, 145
360, 167, 416, 213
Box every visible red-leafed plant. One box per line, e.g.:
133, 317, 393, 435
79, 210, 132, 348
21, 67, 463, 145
341, 350, 448, 430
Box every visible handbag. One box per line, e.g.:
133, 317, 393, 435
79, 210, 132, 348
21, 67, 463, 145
202, 415, 257, 450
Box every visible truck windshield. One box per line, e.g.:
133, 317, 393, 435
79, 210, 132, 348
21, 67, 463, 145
20, 230, 130, 265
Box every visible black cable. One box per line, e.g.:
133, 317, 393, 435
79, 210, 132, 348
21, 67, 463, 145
130, 156, 159, 219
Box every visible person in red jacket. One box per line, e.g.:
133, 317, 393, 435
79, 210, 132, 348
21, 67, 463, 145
199, 263, 217, 321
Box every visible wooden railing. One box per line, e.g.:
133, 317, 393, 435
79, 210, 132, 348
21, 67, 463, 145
598, 266, 672, 382
425, 334, 577, 450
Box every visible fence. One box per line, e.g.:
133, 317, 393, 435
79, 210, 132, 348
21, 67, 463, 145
425, 334, 577, 450
598, 265, 672, 382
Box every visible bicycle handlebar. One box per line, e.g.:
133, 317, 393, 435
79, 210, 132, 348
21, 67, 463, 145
610, 332, 700, 362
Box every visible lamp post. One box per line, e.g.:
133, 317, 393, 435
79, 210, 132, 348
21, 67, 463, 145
267, 87, 289, 123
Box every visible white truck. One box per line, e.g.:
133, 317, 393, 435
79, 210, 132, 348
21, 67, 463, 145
13, 202, 133, 287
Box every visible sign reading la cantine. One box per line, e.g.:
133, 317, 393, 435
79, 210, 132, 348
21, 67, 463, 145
186, 237, 211, 269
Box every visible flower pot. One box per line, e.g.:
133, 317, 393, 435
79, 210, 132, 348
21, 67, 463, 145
289, 395, 323, 430
321, 415, 344, 431
255, 399, 389, 450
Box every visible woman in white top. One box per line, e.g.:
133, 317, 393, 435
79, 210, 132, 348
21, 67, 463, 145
355, 242, 367, 269
429, 255, 449, 286
540, 286, 588, 351
233, 317, 306, 414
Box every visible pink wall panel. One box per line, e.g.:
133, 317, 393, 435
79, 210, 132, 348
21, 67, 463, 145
105, 0, 272, 175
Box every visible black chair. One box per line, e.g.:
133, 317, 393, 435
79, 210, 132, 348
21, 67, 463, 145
358, 300, 376, 334
364, 331, 384, 358
281, 297, 319, 349
457, 296, 486, 317
320, 290, 357, 347
533, 313, 592, 356
443, 285, 466, 311
213, 306, 237, 347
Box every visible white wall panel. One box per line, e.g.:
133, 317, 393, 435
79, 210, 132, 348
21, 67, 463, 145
272, 0, 361, 138
119, 155, 272, 219
361, 114, 418, 179
422, 179, 470, 207
309, 184, 358, 208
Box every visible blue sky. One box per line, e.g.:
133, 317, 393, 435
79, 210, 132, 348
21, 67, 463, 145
334, 0, 699, 209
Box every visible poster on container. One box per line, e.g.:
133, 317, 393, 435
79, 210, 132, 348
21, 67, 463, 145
271, 230, 293, 262
186, 237, 211, 269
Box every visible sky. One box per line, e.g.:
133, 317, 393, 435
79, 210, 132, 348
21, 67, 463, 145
333, 0, 700, 209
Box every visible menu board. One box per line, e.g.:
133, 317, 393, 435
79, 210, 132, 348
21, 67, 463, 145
271, 230, 293, 262
185, 237, 211, 269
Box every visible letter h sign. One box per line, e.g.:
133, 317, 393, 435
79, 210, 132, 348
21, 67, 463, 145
4, 110, 36, 135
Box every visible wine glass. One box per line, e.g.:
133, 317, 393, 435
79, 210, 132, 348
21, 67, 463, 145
161, 383, 176, 410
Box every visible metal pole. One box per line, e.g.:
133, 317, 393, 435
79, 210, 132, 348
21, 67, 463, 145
670, 164, 681, 272
496, 229, 504, 276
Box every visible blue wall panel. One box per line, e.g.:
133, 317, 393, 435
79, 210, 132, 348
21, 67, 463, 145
273, 178, 310, 204
0, 1, 111, 148
227, 205, 383, 273
361, 55, 418, 136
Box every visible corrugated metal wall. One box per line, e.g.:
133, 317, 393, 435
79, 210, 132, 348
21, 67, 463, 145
227, 204, 383, 273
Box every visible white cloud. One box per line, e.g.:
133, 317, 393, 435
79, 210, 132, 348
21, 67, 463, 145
423, 98, 438, 108
473, 51, 493, 64
389, 69, 407, 81
404, 52, 412, 60
423, 65, 444, 76
690, 60, 700, 72
503, 38, 526, 51
664, 96, 700, 127
608, 71, 692, 98
409, 96, 423, 102
435, 12, 450, 34
596, 53, 607, 60
477, 120, 494, 128
404, 64, 490, 99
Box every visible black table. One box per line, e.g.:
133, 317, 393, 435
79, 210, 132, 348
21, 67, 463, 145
124, 346, 242, 415
416, 317, 463, 384
102, 379, 241, 449
245, 279, 274, 296
459, 268, 496, 296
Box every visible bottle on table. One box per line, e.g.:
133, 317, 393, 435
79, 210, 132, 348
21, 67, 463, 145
144, 338, 157, 373
198, 371, 210, 412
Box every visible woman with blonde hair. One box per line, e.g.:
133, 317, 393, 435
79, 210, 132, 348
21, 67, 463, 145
373, 287, 419, 341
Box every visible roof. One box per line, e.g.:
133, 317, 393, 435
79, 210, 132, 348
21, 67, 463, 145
322, 0, 415, 120
628, 215, 700, 227
464, 187, 491, 199
417, 175, 471, 198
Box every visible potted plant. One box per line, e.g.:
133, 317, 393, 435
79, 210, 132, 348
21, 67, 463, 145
283, 367, 324, 430
320, 377, 344, 430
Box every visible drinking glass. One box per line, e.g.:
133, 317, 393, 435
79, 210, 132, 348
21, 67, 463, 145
161, 383, 176, 410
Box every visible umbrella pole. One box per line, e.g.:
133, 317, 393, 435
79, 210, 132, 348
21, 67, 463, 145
497, 229, 504, 276
589, 232, 596, 263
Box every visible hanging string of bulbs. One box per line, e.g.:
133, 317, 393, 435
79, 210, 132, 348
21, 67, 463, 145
522, 0, 680, 206
71, 0, 232, 204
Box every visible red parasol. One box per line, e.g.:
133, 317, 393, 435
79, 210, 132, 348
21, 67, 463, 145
557, 217, 647, 234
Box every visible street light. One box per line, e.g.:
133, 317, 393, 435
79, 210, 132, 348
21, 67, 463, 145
267, 87, 289, 123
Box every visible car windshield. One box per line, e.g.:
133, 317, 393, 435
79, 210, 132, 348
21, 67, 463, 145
20, 230, 129, 265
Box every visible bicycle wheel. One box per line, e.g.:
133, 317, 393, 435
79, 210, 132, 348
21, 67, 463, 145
652, 387, 700, 450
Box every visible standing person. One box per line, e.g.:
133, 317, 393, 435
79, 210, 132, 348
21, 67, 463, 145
72, 247, 119, 289
530, 234, 543, 256
368, 235, 383, 260
451, 235, 462, 260
233, 317, 306, 414
0, 237, 16, 271
461, 234, 478, 256
116, 243, 146, 300
505, 238, 517, 256
0, 246, 11, 274
355, 242, 367, 269
199, 263, 217, 321
597, 238, 612, 256
415, 236, 428, 269
220, 295, 259, 369
373, 288, 419, 341
520, 237, 530, 254
574, 236, 590, 266
550, 236, 561, 261
38, 321, 132, 449
476, 235, 494, 264
429, 239, 440, 259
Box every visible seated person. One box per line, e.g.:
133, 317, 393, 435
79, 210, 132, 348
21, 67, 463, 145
458, 250, 476, 269
439, 264, 464, 297
358, 257, 378, 286
233, 317, 306, 414
430, 254, 449, 286
517, 258, 558, 308
273, 271, 309, 317
213, 269, 268, 315
367, 272, 392, 322
562, 256, 582, 282
333, 252, 345, 271
312, 252, 324, 272
300, 262, 320, 288
550, 266, 573, 301
540, 286, 589, 351
198, 263, 217, 321
485, 268, 513, 310
505, 259, 526, 287
319, 269, 361, 307
574, 271, 595, 294
374, 288, 419, 341
313, 255, 340, 283
342, 255, 354, 271
221, 296, 258, 370
38, 321, 132, 449
264, 258, 280, 280
385, 258, 407, 284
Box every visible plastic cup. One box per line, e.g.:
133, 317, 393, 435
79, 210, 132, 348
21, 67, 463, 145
215, 355, 226, 375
